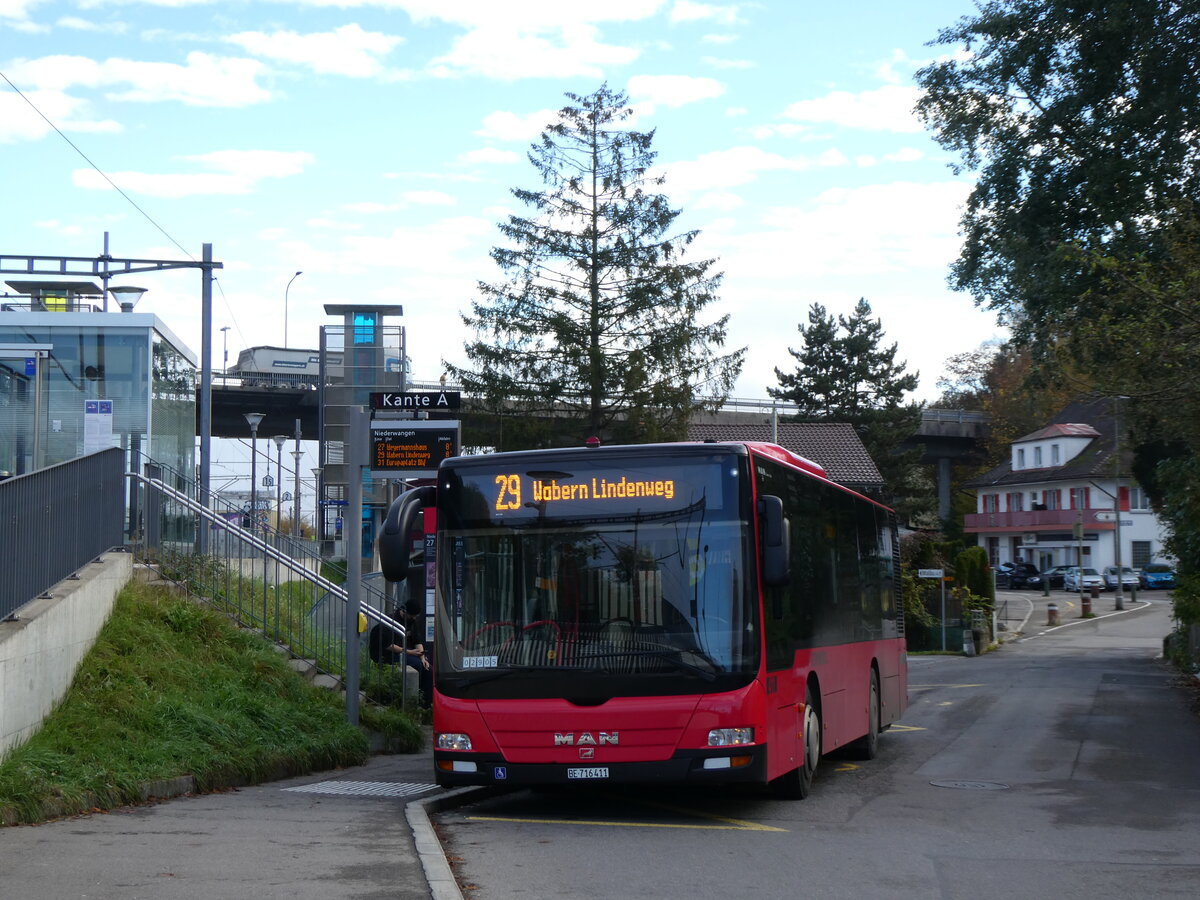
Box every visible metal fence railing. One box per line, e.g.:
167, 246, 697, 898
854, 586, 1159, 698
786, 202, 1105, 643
129, 463, 422, 710
0, 448, 125, 622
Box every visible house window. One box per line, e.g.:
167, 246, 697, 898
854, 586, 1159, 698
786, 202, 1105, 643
1007, 492, 1024, 512
1051, 444, 1061, 465
1131, 541, 1152, 567
1070, 487, 1090, 509
1034, 446, 1043, 466
1017, 448, 1026, 469
1044, 489, 1061, 510
1128, 486, 1152, 510
983, 493, 1000, 513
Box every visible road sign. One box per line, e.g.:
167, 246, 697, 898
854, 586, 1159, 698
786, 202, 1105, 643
1093, 511, 1116, 522
918, 568, 944, 579
370, 390, 461, 410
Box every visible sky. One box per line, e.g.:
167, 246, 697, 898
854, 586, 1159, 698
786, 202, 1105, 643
1, 0, 1003, 414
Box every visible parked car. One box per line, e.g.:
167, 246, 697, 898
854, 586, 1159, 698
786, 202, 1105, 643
1063, 566, 1104, 592
1140, 562, 1177, 590
1101, 566, 1140, 592
995, 562, 1042, 589
1040, 565, 1073, 590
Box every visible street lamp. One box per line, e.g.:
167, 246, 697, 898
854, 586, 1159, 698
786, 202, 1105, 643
108, 284, 147, 313
220, 326, 230, 379
312, 467, 323, 547
292, 448, 303, 538
244, 413, 265, 530
284, 271, 303, 348
273, 435, 287, 532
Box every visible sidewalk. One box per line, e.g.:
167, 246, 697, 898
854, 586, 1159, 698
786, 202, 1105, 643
0, 730, 470, 900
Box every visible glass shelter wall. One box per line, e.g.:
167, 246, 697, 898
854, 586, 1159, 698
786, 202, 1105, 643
0, 313, 195, 479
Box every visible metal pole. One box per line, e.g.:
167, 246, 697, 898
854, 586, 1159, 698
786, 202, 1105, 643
199, 243, 215, 555
345, 406, 368, 726
249, 425, 259, 536
292, 418, 302, 539
940, 579, 946, 652
1113, 398, 1125, 610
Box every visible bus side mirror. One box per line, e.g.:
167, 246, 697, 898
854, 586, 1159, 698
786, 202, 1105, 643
759, 494, 789, 588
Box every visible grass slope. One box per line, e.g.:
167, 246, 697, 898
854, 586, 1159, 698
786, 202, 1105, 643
0, 580, 418, 825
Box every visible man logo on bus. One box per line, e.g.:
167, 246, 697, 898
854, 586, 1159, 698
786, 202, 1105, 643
554, 732, 619, 746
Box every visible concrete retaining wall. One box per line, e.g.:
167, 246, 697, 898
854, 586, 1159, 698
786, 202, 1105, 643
0, 551, 132, 760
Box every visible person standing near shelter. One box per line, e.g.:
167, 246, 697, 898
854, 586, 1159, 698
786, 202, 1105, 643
368, 599, 431, 707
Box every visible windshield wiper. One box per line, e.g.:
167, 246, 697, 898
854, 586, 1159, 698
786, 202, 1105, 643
455, 664, 560, 687
571, 649, 720, 681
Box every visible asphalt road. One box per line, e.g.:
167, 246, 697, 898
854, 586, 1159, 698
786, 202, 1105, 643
433, 594, 1200, 900
2, 592, 1194, 900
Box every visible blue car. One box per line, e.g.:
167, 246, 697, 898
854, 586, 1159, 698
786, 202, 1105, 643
1140, 563, 1176, 590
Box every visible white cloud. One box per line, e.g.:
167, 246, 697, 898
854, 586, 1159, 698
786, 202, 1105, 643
476, 108, 560, 141
401, 190, 456, 205
458, 147, 522, 165
693, 191, 743, 211
670, 1, 744, 25
225, 24, 407, 79
430, 23, 640, 80
392, 0, 668, 28
6, 52, 272, 107
781, 84, 923, 134
661, 145, 849, 197
57, 16, 128, 35
0, 88, 120, 142
703, 56, 753, 70
72, 150, 314, 197
0, 0, 43, 29
627, 74, 725, 108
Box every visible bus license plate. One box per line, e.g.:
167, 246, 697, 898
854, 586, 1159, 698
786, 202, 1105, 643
567, 767, 609, 780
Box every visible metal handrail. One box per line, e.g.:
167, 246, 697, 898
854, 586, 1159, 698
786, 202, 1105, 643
125, 469, 407, 638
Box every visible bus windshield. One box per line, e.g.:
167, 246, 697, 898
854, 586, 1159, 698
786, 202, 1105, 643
434, 451, 756, 695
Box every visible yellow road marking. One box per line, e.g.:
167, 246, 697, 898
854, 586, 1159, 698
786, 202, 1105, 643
834, 762, 860, 773
468, 789, 789, 832
467, 814, 786, 832
886, 724, 926, 732
909, 683, 984, 689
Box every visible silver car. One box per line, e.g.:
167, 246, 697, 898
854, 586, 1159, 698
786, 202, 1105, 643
1063, 566, 1104, 592
1101, 566, 1139, 592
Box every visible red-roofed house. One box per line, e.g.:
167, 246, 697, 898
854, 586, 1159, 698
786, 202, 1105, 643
963, 398, 1170, 572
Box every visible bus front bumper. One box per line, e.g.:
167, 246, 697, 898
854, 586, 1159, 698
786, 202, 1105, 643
433, 746, 769, 788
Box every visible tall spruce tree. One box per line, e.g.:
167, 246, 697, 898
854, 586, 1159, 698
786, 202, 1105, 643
448, 84, 744, 448
770, 299, 927, 519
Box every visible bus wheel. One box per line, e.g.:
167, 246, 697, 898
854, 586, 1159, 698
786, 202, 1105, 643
771, 688, 820, 800
848, 670, 880, 760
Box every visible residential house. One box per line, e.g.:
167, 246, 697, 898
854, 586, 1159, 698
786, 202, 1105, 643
686, 422, 884, 495
963, 398, 1169, 572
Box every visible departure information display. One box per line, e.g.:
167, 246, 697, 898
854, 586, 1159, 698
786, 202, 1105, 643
370, 421, 460, 477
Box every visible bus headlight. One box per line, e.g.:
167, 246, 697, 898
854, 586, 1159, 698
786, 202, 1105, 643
707, 727, 755, 747
436, 733, 474, 751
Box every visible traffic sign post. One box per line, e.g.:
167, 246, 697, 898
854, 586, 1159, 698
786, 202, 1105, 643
918, 568, 948, 652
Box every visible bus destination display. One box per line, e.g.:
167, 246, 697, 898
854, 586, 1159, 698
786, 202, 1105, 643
494, 473, 677, 511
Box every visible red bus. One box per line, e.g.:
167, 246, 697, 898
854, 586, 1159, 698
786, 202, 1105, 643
380, 441, 907, 798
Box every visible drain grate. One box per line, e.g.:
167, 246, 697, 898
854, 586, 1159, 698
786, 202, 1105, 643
930, 780, 1010, 791
284, 780, 438, 798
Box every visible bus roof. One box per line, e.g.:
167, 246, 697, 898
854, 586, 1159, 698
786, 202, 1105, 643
447, 440, 827, 479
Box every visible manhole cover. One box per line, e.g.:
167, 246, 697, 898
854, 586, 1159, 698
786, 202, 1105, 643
930, 780, 1010, 791
283, 780, 438, 798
